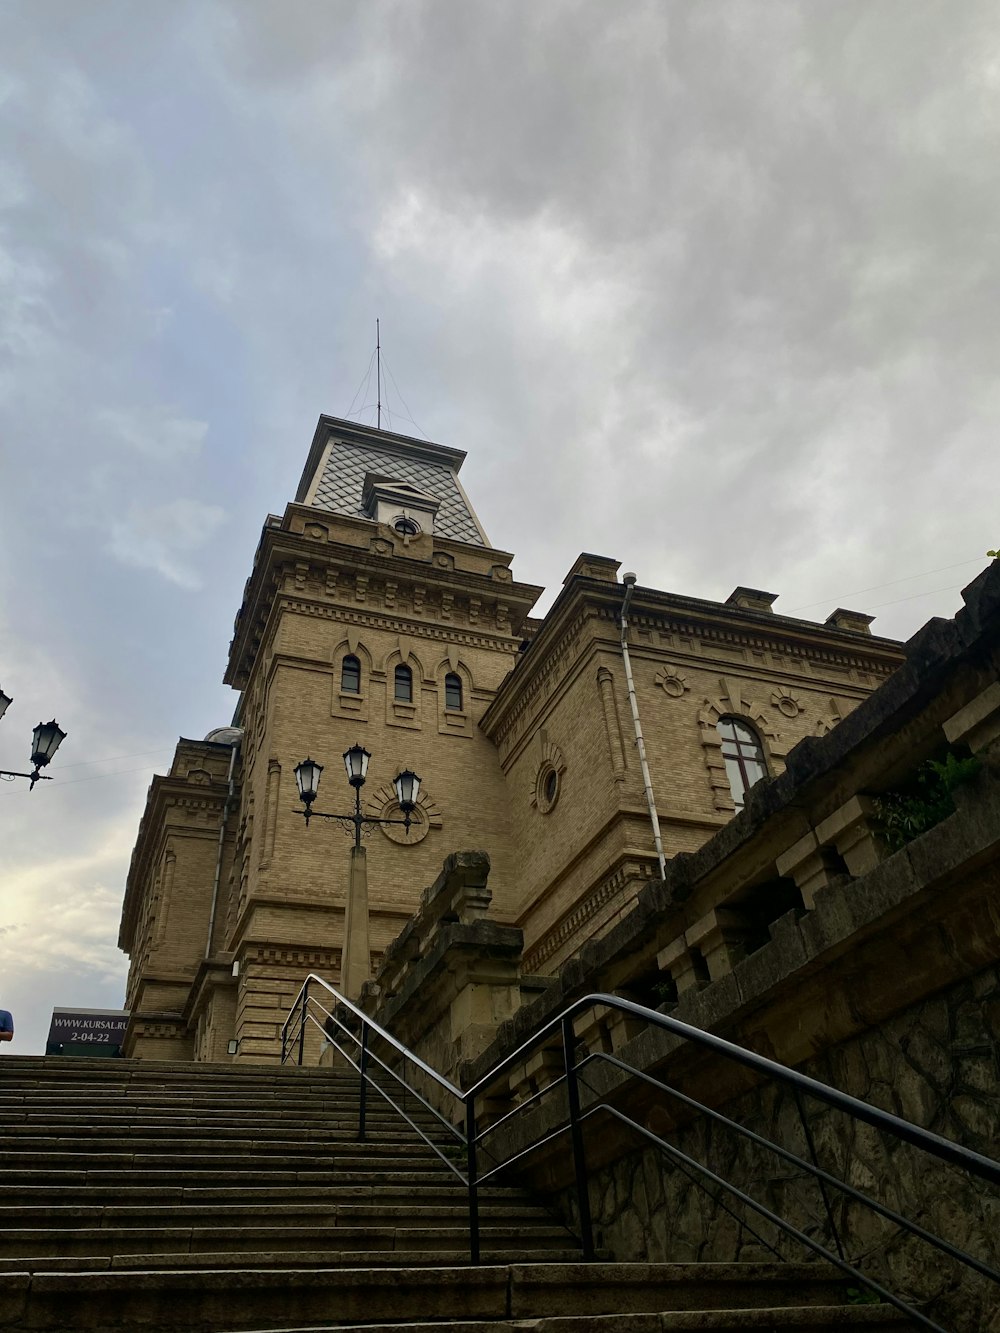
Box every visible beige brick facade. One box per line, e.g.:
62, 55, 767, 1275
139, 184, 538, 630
119, 415, 905, 1061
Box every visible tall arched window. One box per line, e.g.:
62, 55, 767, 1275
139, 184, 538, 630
394, 664, 413, 703
444, 672, 463, 711
341, 655, 361, 694
716, 716, 767, 810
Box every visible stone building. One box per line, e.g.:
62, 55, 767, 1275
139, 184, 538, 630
118, 415, 904, 1061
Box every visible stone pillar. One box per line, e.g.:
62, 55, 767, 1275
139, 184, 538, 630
775, 831, 837, 910
944, 681, 1000, 754
656, 936, 704, 995
341, 845, 371, 1000
685, 907, 749, 981
815, 795, 887, 878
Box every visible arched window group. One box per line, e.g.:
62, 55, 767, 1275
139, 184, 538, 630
716, 716, 767, 810
341, 654, 466, 712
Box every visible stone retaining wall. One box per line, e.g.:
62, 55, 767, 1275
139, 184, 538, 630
563, 961, 999, 1333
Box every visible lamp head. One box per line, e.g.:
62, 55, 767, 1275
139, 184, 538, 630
393, 768, 421, 815
31, 720, 65, 769
294, 757, 323, 805
343, 743, 371, 788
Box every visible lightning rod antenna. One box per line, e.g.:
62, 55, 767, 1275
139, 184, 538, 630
376, 318, 381, 430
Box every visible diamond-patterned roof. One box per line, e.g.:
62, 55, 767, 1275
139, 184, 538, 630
310, 438, 485, 546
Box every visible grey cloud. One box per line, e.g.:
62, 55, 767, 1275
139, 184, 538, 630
202, 2, 1000, 621
109, 499, 228, 588
96, 408, 208, 462
1, 2, 997, 1045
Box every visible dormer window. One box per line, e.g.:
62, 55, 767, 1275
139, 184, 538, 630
361, 473, 440, 537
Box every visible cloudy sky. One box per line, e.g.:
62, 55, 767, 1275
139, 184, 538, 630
1, 1, 997, 1054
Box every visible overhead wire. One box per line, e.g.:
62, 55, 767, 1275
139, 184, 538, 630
343, 327, 430, 439
344, 349, 377, 421
383, 358, 430, 439
859, 582, 970, 612
0, 762, 174, 797
784, 557, 986, 613
50, 747, 175, 772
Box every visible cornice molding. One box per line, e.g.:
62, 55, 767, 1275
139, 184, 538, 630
522, 854, 657, 975
482, 578, 903, 748
226, 523, 541, 689
483, 608, 596, 758
120, 774, 235, 949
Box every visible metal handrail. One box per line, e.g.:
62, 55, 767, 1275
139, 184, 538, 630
281, 977, 999, 1326
281, 973, 463, 1100
466, 993, 1000, 1185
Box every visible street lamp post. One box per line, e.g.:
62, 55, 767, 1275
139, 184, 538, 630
294, 745, 421, 844
0, 689, 66, 791
293, 745, 422, 1002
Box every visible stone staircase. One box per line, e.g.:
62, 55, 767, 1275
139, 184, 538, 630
0, 1057, 913, 1331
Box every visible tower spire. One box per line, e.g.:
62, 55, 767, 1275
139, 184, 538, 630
376, 318, 381, 431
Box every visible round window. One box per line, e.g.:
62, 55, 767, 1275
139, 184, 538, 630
536, 765, 560, 813
394, 517, 420, 536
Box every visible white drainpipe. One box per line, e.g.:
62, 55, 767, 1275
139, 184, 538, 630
620, 572, 667, 879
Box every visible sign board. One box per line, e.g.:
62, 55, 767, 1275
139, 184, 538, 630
46, 1008, 129, 1048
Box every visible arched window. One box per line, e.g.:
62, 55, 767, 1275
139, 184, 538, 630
394, 664, 413, 703
341, 655, 361, 694
716, 716, 767, 810
444, 672, 463, 711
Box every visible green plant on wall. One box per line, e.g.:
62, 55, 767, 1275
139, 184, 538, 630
874, 751, 980, 854
846, 1286, 882, 1306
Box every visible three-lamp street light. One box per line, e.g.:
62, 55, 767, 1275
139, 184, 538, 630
294, 744, 421, 847
0, 686, 66, 790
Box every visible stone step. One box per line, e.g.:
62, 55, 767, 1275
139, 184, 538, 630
0, 1086, 421, 1103
0, 1263, 907, 1333
0, 1167, 472, 1187
0, 1102, 433, 1120
0, 1057, 348, 1076
0, 1183, 530, 1205
249, 1314, 910, 1332
0, 1123, 433, 1142
0, 1087, 378, 1098
0, 1135, 454, 1154
0, 1247, 591, 1274
0, 1149, 452, 1171
0, 1202, 554, 1227
0, 1225, 574, 1259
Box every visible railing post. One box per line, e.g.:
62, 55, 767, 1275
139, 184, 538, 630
280, 1020, 287, 1065
794, 1088, 845, 1261
358, 1021, 369, 1142
562, 1015, 595, 1260
466, 1095, 480, 1265
297, 980, 308, 1067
